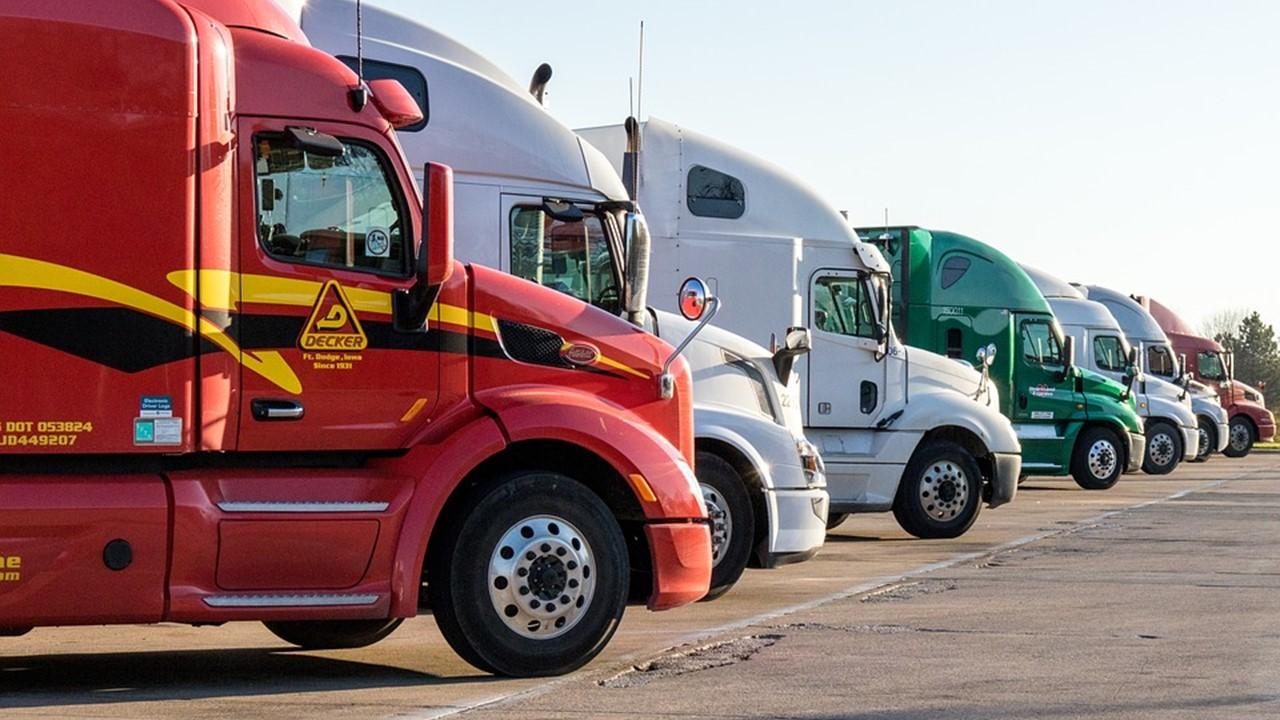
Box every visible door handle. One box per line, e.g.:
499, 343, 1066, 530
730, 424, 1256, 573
251, 399, 305, 421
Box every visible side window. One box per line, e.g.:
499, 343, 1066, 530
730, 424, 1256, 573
509, 207, 620, 314
945, 328, 964, 359
337, 57, 429, 131
1093, 335, 1126, 371
1197, 351, 1226, 380
254, 134, 407, 276
1147, 345, 1176, 378
813, 276, 878, 339
938, 254, 971, 289
1021, 320, 1063, 366
687, 165, 745, 219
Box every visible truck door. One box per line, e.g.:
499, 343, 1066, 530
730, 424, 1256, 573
233, 118, 438, 451
806, 269, 889, 428
1011, 313, 1079, 462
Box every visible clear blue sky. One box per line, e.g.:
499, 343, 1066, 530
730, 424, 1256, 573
361, 0, 1278, 334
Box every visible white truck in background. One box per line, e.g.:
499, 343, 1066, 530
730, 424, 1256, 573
299, 0, 827, 598
1021, 266, 1199, 474
1083, 285, 1230, 462
578, 118, 1021, 539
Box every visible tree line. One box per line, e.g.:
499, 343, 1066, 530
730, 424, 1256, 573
1203, 310, 1280, 409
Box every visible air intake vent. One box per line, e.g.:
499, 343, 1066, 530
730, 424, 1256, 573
496, 320, 569, 368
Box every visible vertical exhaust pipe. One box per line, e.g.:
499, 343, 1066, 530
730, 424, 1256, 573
622, 116, 641, 202
529, 63, 553, 105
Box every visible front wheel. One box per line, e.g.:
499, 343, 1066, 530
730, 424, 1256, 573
1191, 417, 1215, 462
695, 451, 754, 602
427, 472, 629, 677
1071, 426, 1124, 490
892, 440, 983, 539
1223, 416, 1255, 458
1141, 420, 1182, 475
263, 618, 403, 650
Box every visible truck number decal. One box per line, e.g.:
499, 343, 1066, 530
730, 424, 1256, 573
0, 420, 93, 447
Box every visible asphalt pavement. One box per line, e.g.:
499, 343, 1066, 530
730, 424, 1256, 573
2, 455, 1277, 719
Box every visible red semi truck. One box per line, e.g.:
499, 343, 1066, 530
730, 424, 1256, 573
1140, 297, 1275, 457
0, 0, 710, 677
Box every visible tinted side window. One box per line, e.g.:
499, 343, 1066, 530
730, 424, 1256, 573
1198, 351, 1226, 380
337, 57, 429, 131
510, 207, 620, 314
687, 165, 745, 219
939, 255, 971, 289
1147, 345, 1176, 378
1021, 320, 1063, 366
254, 134, 407, 276
813, 276, 878, 339
1093, 335, 1126, 371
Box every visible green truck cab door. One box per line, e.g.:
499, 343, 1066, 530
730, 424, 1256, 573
1012, 314, 1081, 468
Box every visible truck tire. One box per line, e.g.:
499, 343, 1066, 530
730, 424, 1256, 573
695, 451, 754, 602
427, 472, 628, 677
1071, 426, 1124, 490
263, 618, 403, 650
1224, 416, 1255, 458
891, 441, 982, 539
1191, 417, 1215, 463
1141, 420, 1182, 475
826, 513, 849, 531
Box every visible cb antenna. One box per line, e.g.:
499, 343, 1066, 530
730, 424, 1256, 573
349, 0, 368, 110
636, 21, 645, 120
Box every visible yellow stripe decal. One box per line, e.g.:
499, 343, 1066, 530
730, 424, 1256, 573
399, 397, 429, 423
4, 255, 301, 394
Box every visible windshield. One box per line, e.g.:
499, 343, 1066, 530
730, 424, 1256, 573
1198, 350, 1227, 381
510, 205, 622, 314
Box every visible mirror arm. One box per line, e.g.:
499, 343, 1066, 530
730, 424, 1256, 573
660, 297, 720, 399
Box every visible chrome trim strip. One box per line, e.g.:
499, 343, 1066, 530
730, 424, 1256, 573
203, 593, 380, 608
217, 501, 389, 513
1012, 423, 1065, 440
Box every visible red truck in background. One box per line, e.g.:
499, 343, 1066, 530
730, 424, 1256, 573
1140, 297, 1275, 457
0, 0, 710, 677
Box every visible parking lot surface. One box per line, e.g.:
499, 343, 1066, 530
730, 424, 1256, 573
3, 455, 1277, 719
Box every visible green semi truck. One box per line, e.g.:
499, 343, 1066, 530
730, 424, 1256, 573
858, 227, 1145, 490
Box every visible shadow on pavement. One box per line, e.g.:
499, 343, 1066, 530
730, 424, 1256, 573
0, 646, 491, 708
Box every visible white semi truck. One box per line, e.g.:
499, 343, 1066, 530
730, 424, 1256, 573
578, 118, 1021, 538
299, 0, 827, 598
1083, 285, 1230, 462
1021, 267, 1199, 474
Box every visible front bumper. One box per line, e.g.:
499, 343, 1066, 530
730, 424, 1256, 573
987, 452, 1021, 508
756, 486, 828, 568
1125, 432, 1146, 473
1258, 411, 1276, 443
1215, 420, 1231, 453
644, 521, 712, 611
1180, 424, 1199, 461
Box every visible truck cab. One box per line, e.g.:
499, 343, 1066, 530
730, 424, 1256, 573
579, 120, 1021, 540
1141, 297, 1276, 457
298, 0, 828, 600
859, 227, 1144, 490
1020, 267, 1198, 475
0, 0, 710, 677
1083, 285, 1230, 462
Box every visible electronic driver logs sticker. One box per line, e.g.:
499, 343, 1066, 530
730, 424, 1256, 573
365, 227, 391, 258
299, 280, 368, 352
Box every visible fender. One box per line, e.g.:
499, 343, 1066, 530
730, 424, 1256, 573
475, 386, 704, 521
694, 405, 799, 491
1143, 394, 1197, 431
372, 408, 508, 617
895, 387, 1021, 456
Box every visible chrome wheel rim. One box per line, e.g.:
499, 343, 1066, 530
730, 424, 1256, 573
700, 483, 732, 569
488, 515, 595, 640
1230, 422, 1251, 452
1088, 439, 1118, 479
918, 461, 970, 522
1148, 431, 1176, 468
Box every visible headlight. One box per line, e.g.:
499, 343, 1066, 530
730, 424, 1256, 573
797, 439, 824, 481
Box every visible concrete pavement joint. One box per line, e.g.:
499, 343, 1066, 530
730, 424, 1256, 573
408, 469, 1260, 719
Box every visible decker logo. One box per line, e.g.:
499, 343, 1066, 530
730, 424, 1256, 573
299, 280, 368, 351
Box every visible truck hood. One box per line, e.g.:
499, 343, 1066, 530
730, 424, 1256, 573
1225, 380, 1269, 409
904, 344, 1000, 409
1080, 366, 1133, 405
1143, 375, 1192, 408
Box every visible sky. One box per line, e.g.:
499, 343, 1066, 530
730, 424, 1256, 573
357, 0, 1278, 334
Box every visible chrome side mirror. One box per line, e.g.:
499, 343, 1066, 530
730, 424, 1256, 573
661, 278, 720, 399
